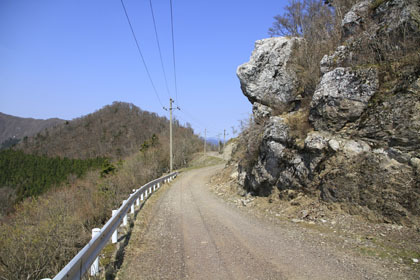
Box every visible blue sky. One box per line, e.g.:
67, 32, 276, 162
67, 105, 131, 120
0, 0, 286, 139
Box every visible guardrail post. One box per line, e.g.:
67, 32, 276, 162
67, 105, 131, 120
112, 210, 118, 243
90, 228, 101, 276
123, 214, 128, 226
131, 202, 135, 214
123, 200, 128, 226
52, 173, 179, 280
136, 196, 140, 206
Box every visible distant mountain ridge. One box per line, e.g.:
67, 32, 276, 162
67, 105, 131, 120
206, 137, 223, 146
0, 112, 65, 145
15, 101, 200, 160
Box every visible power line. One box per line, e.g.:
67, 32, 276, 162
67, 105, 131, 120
178, 107, 219, 132
169, 0, 179, 104
174, 113, 204, 130
120, 0, 164, 108
149, 0, 172, 99
177, 111, 210, 132
174, 112, 215, 138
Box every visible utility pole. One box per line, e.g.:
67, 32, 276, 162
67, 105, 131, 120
169, 98, 173, 172
164, 98, 179, 172
223, 129, 226, 149
204, 128, 206, 155
217, 133, 222, 153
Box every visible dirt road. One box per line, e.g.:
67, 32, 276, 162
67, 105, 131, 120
117, 165, 401, 280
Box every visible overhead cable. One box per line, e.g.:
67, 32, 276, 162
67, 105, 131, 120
120, 0, 164, 107
149, 0, 172, 99
169, 0, 179, 104
179, 107, 219, 132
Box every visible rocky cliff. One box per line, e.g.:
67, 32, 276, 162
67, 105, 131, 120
236, 0, 420, 225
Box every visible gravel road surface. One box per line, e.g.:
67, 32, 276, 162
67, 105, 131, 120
118, 165, 401, 280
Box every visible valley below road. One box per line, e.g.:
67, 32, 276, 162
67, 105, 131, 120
116, 164, 414, 280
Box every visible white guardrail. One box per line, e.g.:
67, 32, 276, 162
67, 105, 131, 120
49, 172, 177, 280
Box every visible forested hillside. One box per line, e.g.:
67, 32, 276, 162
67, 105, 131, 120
0, 149, 107, 214
16, 101, 200, 161
0, 101, 203, 279
0, 112, 64, 147
0, 102, 202, 216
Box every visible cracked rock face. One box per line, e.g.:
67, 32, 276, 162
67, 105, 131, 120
242, 117, 317, 196
372, 0, 420, 36
319, 151, 420, 224
342, 0, 371, 38
309, 67, 378, 132
320, 46, 350, 74
252, 103, 272, 124
237, 37, 304, 117
236, 0, 420, 225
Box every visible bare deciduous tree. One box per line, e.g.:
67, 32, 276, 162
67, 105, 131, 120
268, 0, 347, 96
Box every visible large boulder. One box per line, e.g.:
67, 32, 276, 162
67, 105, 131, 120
309, 67, 378, 132
341, 0, 371, 38
319, 46, 350, 74
237, 37, 305, 118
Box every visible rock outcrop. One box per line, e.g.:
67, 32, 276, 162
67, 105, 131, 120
237, 37, 305, 122
236, 0, 420, 225
309, 67, 379, 131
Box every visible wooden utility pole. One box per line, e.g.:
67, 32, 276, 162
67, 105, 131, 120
169, 98, 173, 172
223, 129, 226, 149
217, 133, 221, 153
164, 98, 179, 172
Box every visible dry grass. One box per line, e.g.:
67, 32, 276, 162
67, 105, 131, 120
0, 142, 187, 279
282, 109, 313, 148
116, 176, 174, 280
235, 118, 265, 173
